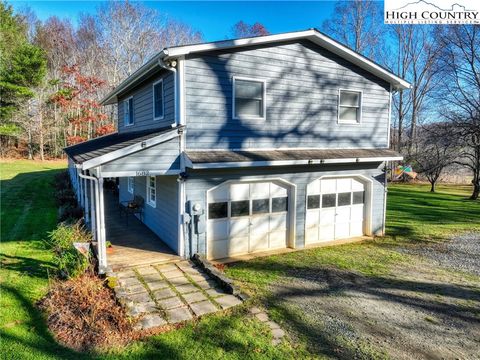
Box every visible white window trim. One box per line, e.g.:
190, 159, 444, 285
232, 76, 267, 121
123, 96, 134, 127
337, 89, 362, 125
152, 79, 165, 121
127, 177, 134, 194
146, 176, 156, 208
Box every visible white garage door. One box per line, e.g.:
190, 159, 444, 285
207, 181, 290, 260
305, 177, 365, 245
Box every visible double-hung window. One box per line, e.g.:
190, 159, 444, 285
338, 90, 361, 124
233, 77, 266, 119
153, 80, 164, 120
123, 97, 134, 126
146, 176, 156, 207
127, 177, 134, 194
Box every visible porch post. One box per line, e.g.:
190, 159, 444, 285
84, 177, 90, 224
90, 177, 96, 240
97, 177, 108, 273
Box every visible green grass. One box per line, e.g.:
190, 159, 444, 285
0, 160, 307, 359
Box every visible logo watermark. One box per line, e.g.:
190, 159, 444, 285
384, 0, 480, 24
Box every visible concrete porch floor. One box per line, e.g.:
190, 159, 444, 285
104, 190, 181, 271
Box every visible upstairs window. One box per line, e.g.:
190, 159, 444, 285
127, 177, 134, 194
338, 90, 361, 124
153, 80, 164, 120
123, 97, 134, 126
146, 176, 156, 207
233, 77, 265, 119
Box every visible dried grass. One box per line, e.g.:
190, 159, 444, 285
38, 273, 134, 352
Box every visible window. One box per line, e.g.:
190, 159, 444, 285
353, 191, 365, 205
337, 192, 352, 206
233, 77, 265, 119
231, 200, 249, 217
146, 176, 156, 207
127, 177, 134, 194
123, 97, 134, 126
153, 80, 164, 120
208, 202, 228, 219
338, 90, 361, 124
321, 194, 336, 208
307, 195, 320, 209
272, 197, 288, 213
252, 199, 269, 215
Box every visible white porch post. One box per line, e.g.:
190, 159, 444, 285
90, 177, 96, 240
84, 177, 90, 224
97, 177, 108, 273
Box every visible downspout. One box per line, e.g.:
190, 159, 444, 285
158, 57, 180, 126
77, 170, 107, 274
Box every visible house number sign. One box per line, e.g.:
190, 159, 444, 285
136, 170, 150, 176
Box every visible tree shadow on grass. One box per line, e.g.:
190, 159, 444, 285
0, 253, 55, 279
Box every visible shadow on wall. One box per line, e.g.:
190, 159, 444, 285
188, 40, 389, 153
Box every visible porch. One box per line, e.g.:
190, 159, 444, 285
104, 190, 180, 271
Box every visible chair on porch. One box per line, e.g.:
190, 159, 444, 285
119, 195, 144, 225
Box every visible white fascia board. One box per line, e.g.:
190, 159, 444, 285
99, 169, 181, 178
190, 156, 403, 169
81, 128, 180, 170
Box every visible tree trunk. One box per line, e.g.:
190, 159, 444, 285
430, 180, 436, 193
39, 112, 44, 161
471, 177, 479, 200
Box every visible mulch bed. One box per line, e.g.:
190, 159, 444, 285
37, 273, 134, 352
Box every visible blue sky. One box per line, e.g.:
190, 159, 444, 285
10, 1, 338, 41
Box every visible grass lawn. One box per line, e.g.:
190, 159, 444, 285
0, 160, 306, 359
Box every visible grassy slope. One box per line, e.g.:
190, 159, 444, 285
0, 161, 305, 360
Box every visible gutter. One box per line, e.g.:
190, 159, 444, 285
158, 58, 180, 126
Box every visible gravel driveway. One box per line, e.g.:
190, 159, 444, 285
267, 237, 480, 359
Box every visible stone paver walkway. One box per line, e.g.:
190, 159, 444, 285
249, 307, 286, 345
110, 260, 243, 330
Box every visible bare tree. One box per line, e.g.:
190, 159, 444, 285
438, 25, 480, 200
411, 123, 457, 192
322, 0, 383, 59
231, 21, 270, 38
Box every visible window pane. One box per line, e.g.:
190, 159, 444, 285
337, 192, 351, 206
235, 98, 262, 117
272, 197, 288, 212
128, 98, 134, 124
353, 191, 364, 205
339, 107, 358, 122
307, 195, 320, 209
321, 194, 336, 208
252, 199, 269, 214
231, 200, 249, 217
340, 91, 360, 107
208, 202, 228, 219
236, 80, 262, 99
154, 83, 163, 118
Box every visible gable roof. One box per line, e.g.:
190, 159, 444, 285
101, 29, 411, 105
64, 126, 181, 170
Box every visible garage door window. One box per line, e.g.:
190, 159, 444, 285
322, 194, 336, 208
208, 202, 228, 219
231, 200, 249, 217
307, 195, 320, 209
353, 191, 364, 205
337, 192, 352, 206
252, 199, 269, 214
272, 197, 288, 212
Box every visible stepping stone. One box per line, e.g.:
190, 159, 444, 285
137, 266, 158, 276
182, 291, 207, 304
249, 307, 262, 315
255, 312, 269, 322
168, 276, 191, 286
119, 276, 142, 287
205, 287, 226, 298
195, 280, 217, 290
189, 273, 210, 283
135, 314, 167, 330
272, 338, 282, 346
163, 270, 185, 279
266, 321, 280, 330
156, 264, 178, 273
176, 283, 198, 294
166, 306, 192, 323
271, 328, 285, 339
130, 292, 152, 303
153, 287, 176, 300
175, 261, 195, 271
182, 267, 203, 276
146, 280, 169, 291
142, 273, 163, 283
116, 270, 136, 279
157, 296, 184, 310
216, 295, 242, 310
190, 300, 218, 316
127, 301, 157, 317
125, 283, 148, 294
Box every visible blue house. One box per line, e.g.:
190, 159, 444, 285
65, 29, 408, 273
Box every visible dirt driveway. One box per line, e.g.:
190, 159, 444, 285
268, 235, 480, 359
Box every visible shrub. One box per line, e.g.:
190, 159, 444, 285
47, 221, 92, 279
58, 205, 83, 223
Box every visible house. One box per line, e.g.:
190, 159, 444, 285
64, 29, 408, 273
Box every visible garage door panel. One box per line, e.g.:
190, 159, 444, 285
250, 233, 269, 252
208, 240, 228, 259
306, 227, 319, 244
251, 182, 270, 199
351, 205, 364, 221
350, 222, 363, 237
306, 210, 320, 228
207, 220, 229, 242
335, 207, 351, 224
320, 208, 335, 224
228, 236, 249, 255
321, 179, 336, 193
229, 218, 249, 237
307, 179, 320, 195
270, 231, 287, 249
270, 213, 287, 231
209, 185, 229, 202
337, 178, 352, 192
230, 183, 250, 200
271, 183, 288, 197
319, 224, 335, 241
352, 179, 364, 191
